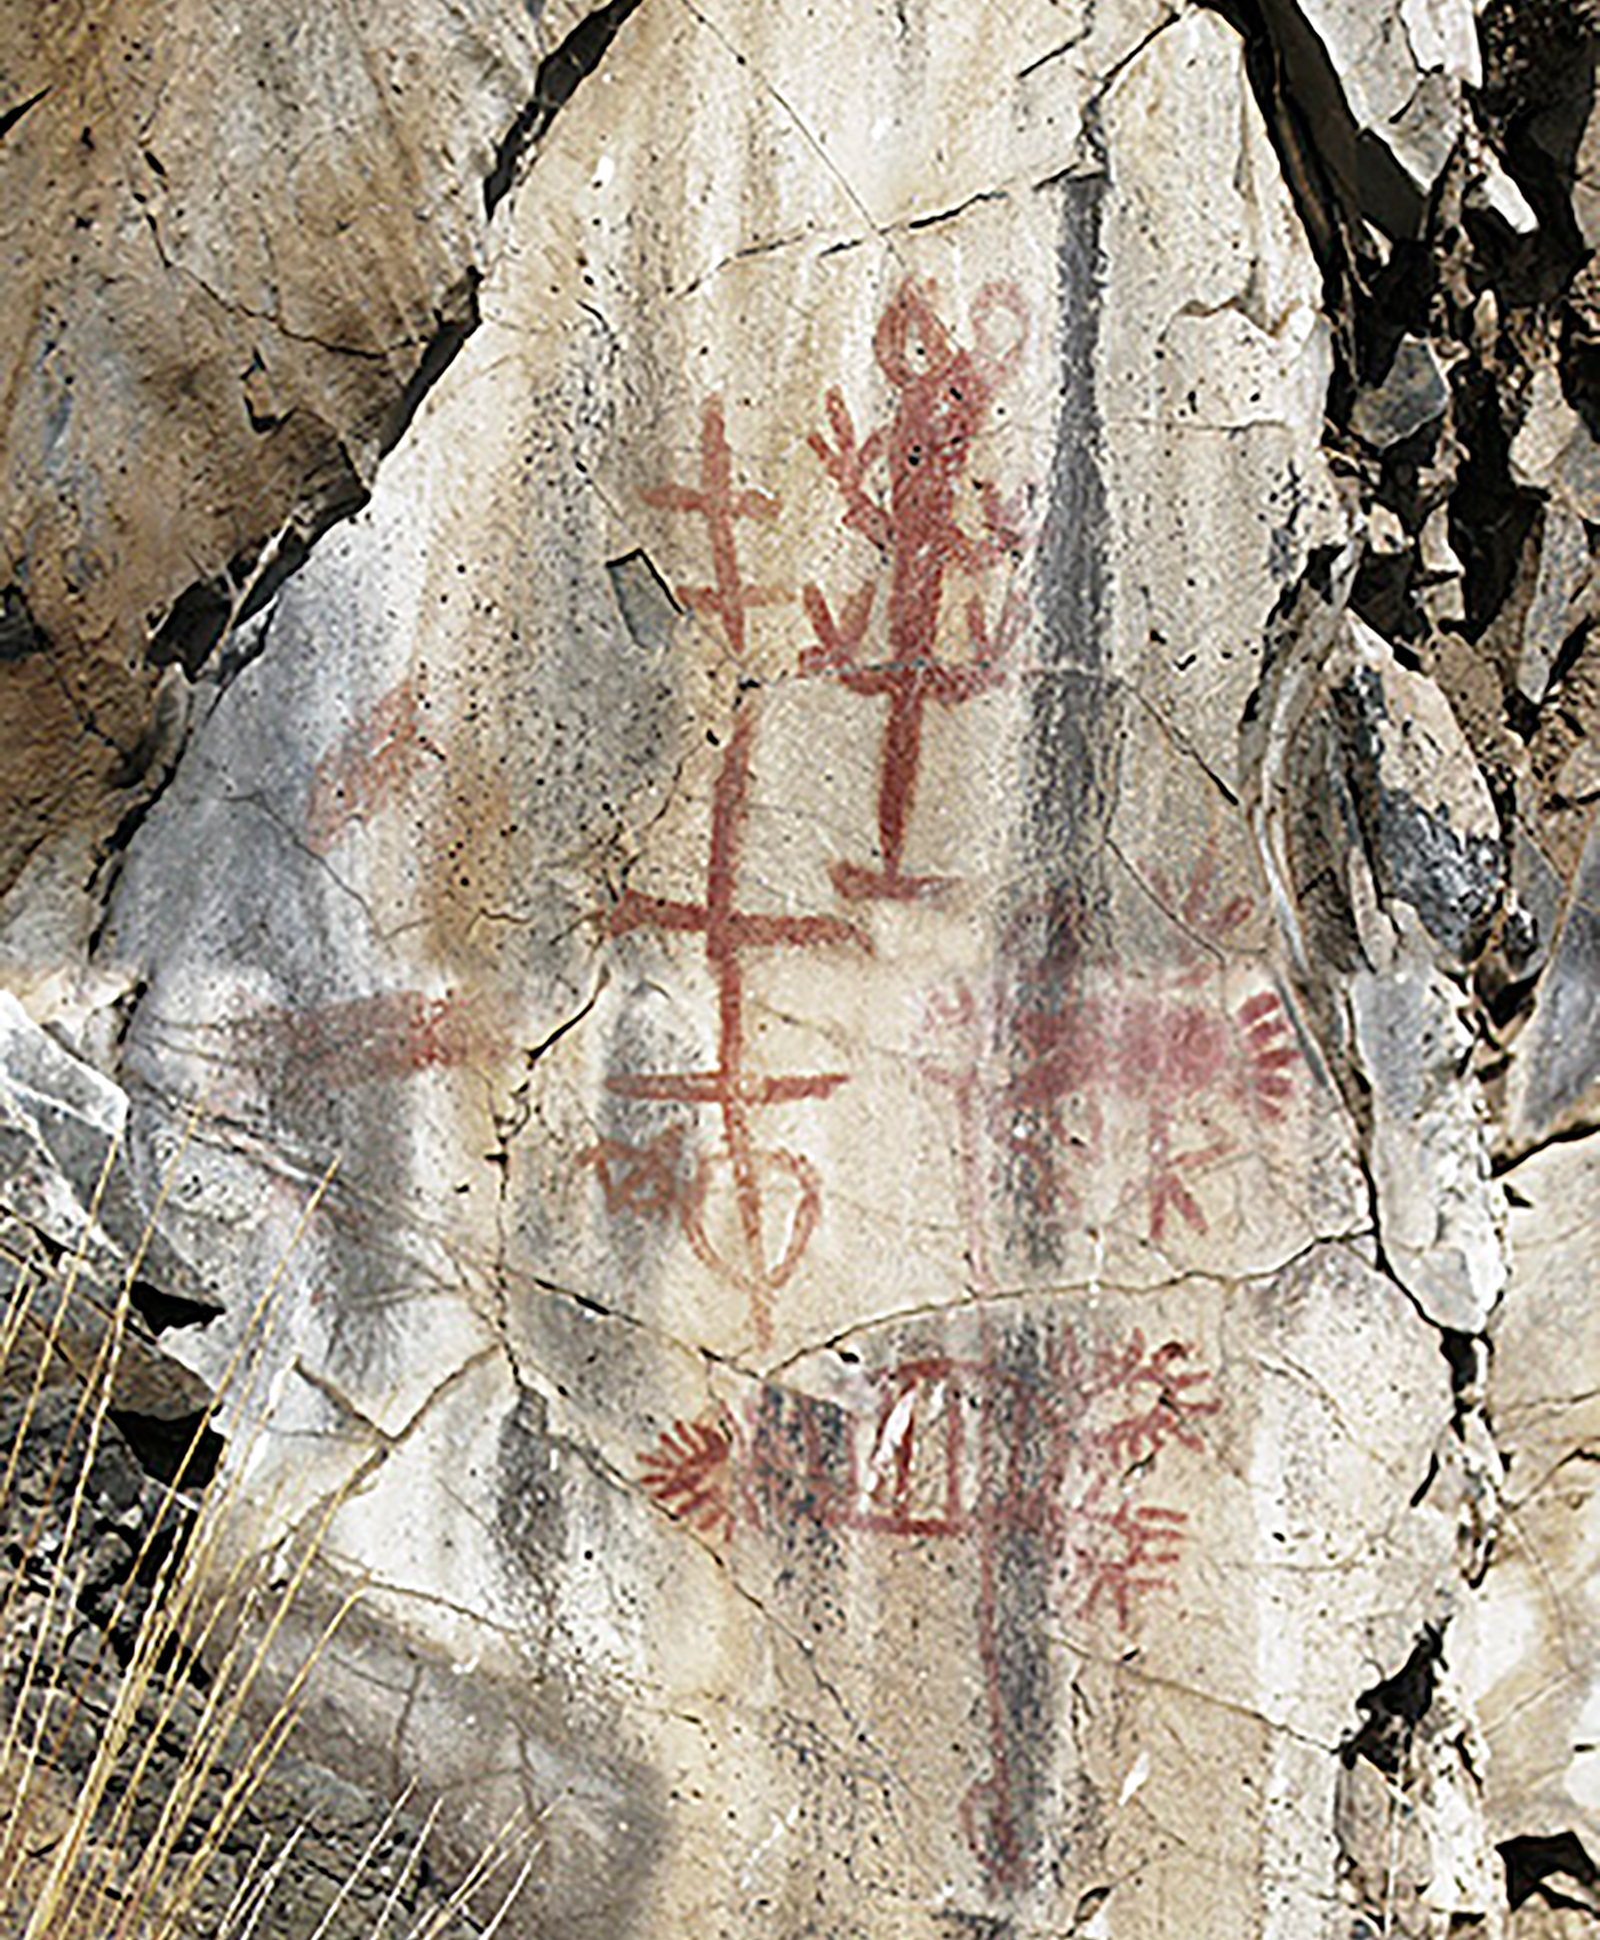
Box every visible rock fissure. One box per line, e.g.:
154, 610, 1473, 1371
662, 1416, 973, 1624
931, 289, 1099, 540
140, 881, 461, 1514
483, 0, 648, 219
11, 0, 1600, 1931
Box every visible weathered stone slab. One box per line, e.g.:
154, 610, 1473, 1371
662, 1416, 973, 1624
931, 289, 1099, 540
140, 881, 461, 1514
1461, 1135, 1600, 1865
1353, 334, 1451, 449
1282, 0, 1481, 231
88, 1, 1503, 1932
1506, 808, 1600, 1152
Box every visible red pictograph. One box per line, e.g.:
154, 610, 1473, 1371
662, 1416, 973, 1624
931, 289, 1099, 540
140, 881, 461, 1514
635, 1331, 1213, 1571
923, 850, 1302, 1252
602, 709, 867, 1342
636, 1325, 1217, 1886
1072, 1496, 1189, 1629
804, 279, 1032, 901
643, 397, 785, 660
232, 988, 481, 1095
589, 396, 873, 1343
305, 674, 443, 855
637, 1412, 736, 1540
578, 1127, 687, 1221
1004, 981, 1297, 1239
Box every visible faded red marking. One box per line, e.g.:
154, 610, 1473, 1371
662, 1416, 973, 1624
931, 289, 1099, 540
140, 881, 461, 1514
578, 1128, 686, 1220
677, 1141, 823, 1299
1148, 843, 1254, 963
919, 981, 1000, 1294
920, 859, 1302, 1249
305, 675, 442, 855
636, 1331, 1213, 1554
643, 397, 785, 658
233, 988, 480, 1092
805, 279, 1032, 900
1073, 1495, 1189, 1629
1006, 986, 1291, 1237
598, 711, 868, 1343
638, 1326, 1215, 1888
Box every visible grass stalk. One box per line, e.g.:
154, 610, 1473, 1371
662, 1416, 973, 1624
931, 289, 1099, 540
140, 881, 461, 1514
0, 1121, 530, 1939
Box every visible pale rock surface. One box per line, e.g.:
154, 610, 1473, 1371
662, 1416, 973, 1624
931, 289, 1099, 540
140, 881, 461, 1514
1351, 964, 1503, 1331
1511, 366, 1588, 497
1353, 335, 1451, 449
1287, 0, 1480, 230
1518, 509, 1592, 704
0, 0, 619, 974
1251, 597, 1506, 1335
1463, 1136, 1600, 1860
99, 3, 1427, 1931
1505, 804, 1600, 1148
6, 0, 1600, 1933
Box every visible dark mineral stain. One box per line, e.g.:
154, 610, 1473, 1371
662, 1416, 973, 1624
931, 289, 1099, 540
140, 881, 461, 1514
1335, 667, 1503, 965
1027, 173, 1111, 878
495, 1385, 565, 1575
0, 584, 48, 660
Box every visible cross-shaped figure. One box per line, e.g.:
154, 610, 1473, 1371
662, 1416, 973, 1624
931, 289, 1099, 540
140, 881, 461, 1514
637, 1325, 1216, 1887
643, 397, 786, 659
605, 709, 868, 1343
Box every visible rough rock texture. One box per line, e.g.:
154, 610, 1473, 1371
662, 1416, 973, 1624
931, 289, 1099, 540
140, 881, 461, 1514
7, 0, 1600, 1934
0, 0, 633, 970
0, 1012, 494, 1938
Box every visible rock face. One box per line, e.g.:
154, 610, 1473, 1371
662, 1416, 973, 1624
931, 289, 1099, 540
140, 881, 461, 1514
7, 0, 1600, 1933
0, 0, 634, 967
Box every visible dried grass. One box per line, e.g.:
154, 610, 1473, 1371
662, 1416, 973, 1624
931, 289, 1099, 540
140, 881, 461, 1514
0, 1133, 536, 1938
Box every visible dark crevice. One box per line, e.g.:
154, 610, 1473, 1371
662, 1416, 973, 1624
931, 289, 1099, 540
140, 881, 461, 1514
1504, 686, 1544, 747
233, 472, 372, 642
1437, 1331, 1500, 1584
0, 583, 48, 661
483, 0, 645, 218
0, 86, 49, 146
1440, 1328, 1480, 1390
1476, 0, 1596, 286
1201, 0, 1372, 393
85, 708, 189, 958
147, 460, 370, 682
1501, 1829, 1600, 1911
372, 272, 482, 476
1351, 544, 1423, 647
1448, 362, 1540, 641
147, 577, 235, 677
1341, 1624, 1446, 1775
128, 1276, 225, 1337
1491, 1106, 1600, 1173
1548, 613, 1593, 695
109, 1408, 225, 1491
1409, 1448, 1441, 1507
